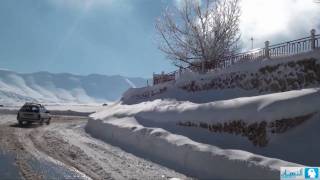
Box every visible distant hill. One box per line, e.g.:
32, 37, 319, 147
0, 69, 148, 104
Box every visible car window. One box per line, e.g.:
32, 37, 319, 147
32, 106, 39, 112
21, 105, 39, 113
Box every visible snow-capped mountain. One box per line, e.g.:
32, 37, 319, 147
0, 69, 148, 104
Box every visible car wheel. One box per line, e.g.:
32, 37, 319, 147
40, 118, 44, 125
18, 120, 24, 126
46, 119, 50, 125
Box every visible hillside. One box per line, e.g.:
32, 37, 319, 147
0, 69, 147, 105
122, 50, 320, 104
87, 88, 320, 179
86, 50, 320, 179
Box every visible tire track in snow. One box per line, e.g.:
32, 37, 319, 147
0, 114, 189, 180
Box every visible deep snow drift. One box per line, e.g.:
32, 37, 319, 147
86, 88, 320, 179
0, 69, 147, 105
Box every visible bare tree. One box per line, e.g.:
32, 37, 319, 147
156, 0, 241, 72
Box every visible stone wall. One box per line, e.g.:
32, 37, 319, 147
181, 58, 320, 93
122, 57, 320, 104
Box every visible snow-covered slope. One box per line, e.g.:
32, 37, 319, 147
85, 51, 320, 179
122, 50, 320, 105
96, 88, 320, 124
87, 88, 320, 179
0, 69, 147, 104
82, 50, 320, 179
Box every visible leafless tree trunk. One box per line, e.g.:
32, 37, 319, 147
156, 0, 241, 72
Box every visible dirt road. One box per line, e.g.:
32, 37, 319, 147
0, 113, 188, 180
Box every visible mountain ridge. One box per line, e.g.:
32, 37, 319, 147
0, 69, 148, 105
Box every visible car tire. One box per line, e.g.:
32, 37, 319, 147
46, 118, 50, 125
18, 120, 23, 126
40, 118, 44, 125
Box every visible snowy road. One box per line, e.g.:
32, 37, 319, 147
0, 113, 189, 180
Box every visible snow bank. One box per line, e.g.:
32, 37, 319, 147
86, 116, 299, 179
85, 88, 320, 179
94, 88, 320, 124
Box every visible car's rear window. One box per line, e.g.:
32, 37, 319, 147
20, 105, 39, 113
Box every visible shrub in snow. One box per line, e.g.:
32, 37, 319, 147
269, 113, 314, 134
178, 113, 314, 147
178, 121, 268, 147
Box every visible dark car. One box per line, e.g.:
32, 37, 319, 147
17, 103, 51, 126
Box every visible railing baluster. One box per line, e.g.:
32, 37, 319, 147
292, 43, 295, 54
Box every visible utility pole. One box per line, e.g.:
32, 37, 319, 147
250, 37, 254, 50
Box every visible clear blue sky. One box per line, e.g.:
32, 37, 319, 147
0, 0, 177, 78
0, 0, 319, 78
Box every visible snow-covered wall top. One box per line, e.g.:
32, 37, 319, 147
122, 50, 320, 104
0, 70, 147, 104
